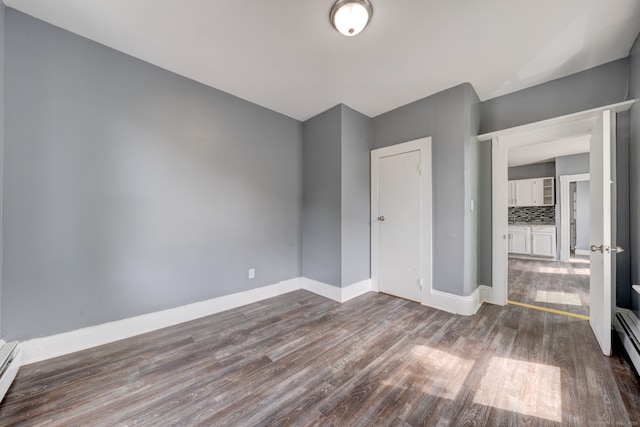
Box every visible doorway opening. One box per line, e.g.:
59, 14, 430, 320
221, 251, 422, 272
479, 100, 634, 355
506, 162, 592, 319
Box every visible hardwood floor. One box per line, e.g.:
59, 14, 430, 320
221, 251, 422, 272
2, 289, 639, 426
509, 256, 590, 316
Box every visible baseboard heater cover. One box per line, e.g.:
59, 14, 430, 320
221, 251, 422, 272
0, 341, 21, 403
615, 309, 640, 375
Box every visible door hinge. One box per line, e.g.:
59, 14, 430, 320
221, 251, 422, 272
419, 279, 423, 290
417, 163, 421, 175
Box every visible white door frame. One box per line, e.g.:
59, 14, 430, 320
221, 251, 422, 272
371, 137, 432, 304
478, 100, 633, 306
559, 173, 590, 262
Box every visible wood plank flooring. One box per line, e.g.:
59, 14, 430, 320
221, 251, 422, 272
1, 289, 639, 426
509, 256, 590, 316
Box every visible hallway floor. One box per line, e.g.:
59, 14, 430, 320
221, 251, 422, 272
508, 256, 590, 317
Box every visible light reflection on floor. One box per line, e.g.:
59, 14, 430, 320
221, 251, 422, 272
535, 290, 582, 306
474, 357, 562, 422
401, 345, 474, 400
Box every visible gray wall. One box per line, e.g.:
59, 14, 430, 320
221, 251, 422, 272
555, 153, 590, 177
478, 143, 492, 286
302, 104, 372, 288
555, 153, 590, 259
480, 59, 630, 134
0, 2, 5, 338
576, 181, 590, 251
302, 106, 342, 286
617, 111, 632, 309
373, 83, 475, 296
464, 85, 482, 295
629, 33, 640, 315
508, 162, 555, 180
3, 10, 303, 341
340, 106, 371, 287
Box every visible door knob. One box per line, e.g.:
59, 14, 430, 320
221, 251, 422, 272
590, 245, 624, 254
378, 216, 385, 222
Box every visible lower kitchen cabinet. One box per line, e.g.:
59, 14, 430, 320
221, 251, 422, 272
531, 226, 557, 258
508, 225, 556, 259
508, 226, 530, 255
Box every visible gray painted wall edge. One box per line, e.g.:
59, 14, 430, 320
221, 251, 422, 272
302, 105, 342, 287
340, 105, 371, 287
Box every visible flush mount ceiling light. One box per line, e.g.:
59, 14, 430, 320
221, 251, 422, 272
330, 0, 373, 37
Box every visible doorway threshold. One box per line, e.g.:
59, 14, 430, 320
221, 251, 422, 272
507, 300, 589, 320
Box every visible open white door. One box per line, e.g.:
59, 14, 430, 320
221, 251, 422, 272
589, 110, 617, 356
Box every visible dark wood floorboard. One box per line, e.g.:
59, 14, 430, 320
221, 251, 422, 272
1, 289, 639, 426
509, 256, 590, 316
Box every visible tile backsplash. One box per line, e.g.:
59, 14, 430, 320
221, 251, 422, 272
508, 206, 556, 224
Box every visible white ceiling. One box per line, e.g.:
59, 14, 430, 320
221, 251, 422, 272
4, 0, 640, 121
508, 135, 590, 167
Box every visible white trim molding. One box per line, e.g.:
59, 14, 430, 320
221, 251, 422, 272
559, 173, 590, 262
480, 101, 634, 308
21, 278, 301, 364
424, 286, 482, 316
299, 278, 372, 303
418, 284, 494, 316
299, 278, 342, 302
340, 279, 373, 302
20, 277, 373, 364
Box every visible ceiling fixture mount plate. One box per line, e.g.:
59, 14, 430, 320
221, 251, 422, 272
330, 0, 373, 36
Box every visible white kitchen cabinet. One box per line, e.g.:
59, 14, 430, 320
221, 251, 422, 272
514, 180, 533, 206
508, 181, 516, 207
508, 225, 556, 258
508, 177, 554, 207
541, 177, 555, 205
531, 179, 543, 205
531, 226, 557, 258
508, 226, 530, 255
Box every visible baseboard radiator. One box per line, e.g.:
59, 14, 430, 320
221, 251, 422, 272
0, 342, 21, 402
615, 309, 640, 375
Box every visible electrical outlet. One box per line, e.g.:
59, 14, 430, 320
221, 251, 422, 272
248, 268, 256, 279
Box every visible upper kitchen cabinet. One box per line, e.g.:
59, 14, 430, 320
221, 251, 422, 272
508, 177, 554, 207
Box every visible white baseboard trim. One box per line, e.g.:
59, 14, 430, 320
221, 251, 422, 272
341, 279, 372, 302
422, 285, 483, 316
299, 278, 372, 303
20, 276, 373, 365
21, 278, 301, 365
477, 284, 506, 306
300, 278, 342, 302
575, 249, 590, 256
478, 285, 494, 305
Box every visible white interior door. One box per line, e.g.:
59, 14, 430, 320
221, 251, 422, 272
377, 150, 421, 302
589, 109, 616, 356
